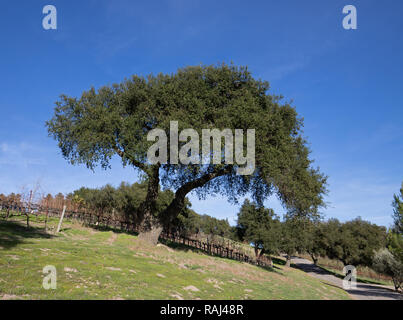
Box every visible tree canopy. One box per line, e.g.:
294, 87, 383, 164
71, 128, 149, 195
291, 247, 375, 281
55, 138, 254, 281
46, 63, 327, 244
319, 218, 387, 267
236, 199, 281, 264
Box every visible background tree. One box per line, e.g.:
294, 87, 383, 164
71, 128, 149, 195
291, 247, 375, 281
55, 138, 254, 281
170, 209, 201, 237
322, 218, 386, 267
392, 182, 403, 234
198, 215, 232, 239
304, 221, 327, 265
279, 217, 311, 267
236, 199, 281, 265
373, 248, 403, 292
0, 193, 22, 219
388, 182, 403, 268
54, 193, 65, 210
374, 182, 403, 292
47, 63, 327, 244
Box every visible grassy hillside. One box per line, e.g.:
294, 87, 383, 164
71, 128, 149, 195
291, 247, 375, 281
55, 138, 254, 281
0, 215, 351, 300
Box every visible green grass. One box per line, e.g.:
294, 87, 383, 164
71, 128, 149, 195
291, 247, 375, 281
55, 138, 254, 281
0, 215, 351, 300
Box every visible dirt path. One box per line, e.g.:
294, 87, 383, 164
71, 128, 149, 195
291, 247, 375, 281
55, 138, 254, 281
291, 256, 402, 300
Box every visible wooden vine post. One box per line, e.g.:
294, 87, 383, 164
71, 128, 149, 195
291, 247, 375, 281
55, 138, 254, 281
56, 205, 67, 233
44, 199, 50, 231
26, 190, 33, 228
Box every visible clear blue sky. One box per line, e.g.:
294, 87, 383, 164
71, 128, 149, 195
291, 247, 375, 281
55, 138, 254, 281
0, 0, 402, 227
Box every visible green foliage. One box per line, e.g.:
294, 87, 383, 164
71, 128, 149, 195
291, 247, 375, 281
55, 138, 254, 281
236, 199, 281, 257
70, 181, 176, 224
392, 182, 403, 234
388, 232, 403, 264
172, 209, 201, 236
69, 181, 236, 239
319, 218, 387, 267
373, 248, 403, 291
303, 220, 327, 264
171, 209, 234, 240
46, 63, 328, 226
198, 214, 233, 238
279, 217, 309, 257
372, 181, 403, 291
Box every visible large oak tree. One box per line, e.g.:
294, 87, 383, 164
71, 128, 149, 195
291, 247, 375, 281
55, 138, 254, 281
46, 63, 327, 244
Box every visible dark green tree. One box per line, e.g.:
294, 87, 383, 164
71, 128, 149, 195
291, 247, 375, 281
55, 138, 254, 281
198, 215, 232, 238
373, 248, 403, 292
46, 63, 327, 244
236, 199, 281, 265
304, 220, 327, 265
375, 182, 403, 292
322, 218, 387, 267
389, 183, 403, 267
170, 209, 201, 237
392, 183, 403, 234
279, 217, 311, 267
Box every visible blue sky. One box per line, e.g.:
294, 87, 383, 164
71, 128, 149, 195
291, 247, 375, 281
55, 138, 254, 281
0, 0, 402, 227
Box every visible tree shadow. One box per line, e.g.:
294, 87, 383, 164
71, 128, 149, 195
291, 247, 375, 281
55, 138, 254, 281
159, 237, 209, 254
347, 283, 402, 299
317, 265, 391, 286
272, 256, 298, 268
0, 220, 54, 250
90, 224, 139, 236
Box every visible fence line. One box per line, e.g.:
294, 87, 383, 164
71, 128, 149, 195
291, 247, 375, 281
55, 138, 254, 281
0, 202, 272, 268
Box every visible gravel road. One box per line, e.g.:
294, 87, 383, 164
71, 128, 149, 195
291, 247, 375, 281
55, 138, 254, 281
291, 256, 402, 300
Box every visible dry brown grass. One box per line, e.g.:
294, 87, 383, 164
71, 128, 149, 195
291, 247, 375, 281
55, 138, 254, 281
299, 254, 393, 284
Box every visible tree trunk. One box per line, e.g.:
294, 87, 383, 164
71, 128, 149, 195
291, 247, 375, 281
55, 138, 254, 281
310, 253, 318, 265
138, 166, 231, 244
254, 246, 264, 263
156, 167, 233, 234
266, 255, 273, 268
285, 255, 292, 267
138, 220, 163, 245
392, 277, 401, 292
137, 165, 162, 244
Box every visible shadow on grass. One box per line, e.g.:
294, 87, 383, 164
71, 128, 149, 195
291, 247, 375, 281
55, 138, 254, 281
272, 257, 286, 266
0, 220, 54, 250
271, 256, 298, 269
90, 224, 139, 236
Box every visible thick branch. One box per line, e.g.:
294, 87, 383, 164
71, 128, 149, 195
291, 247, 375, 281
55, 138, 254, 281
113, 145, 149, 174
160, 166, 233, 225
175, 165, 233, 199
